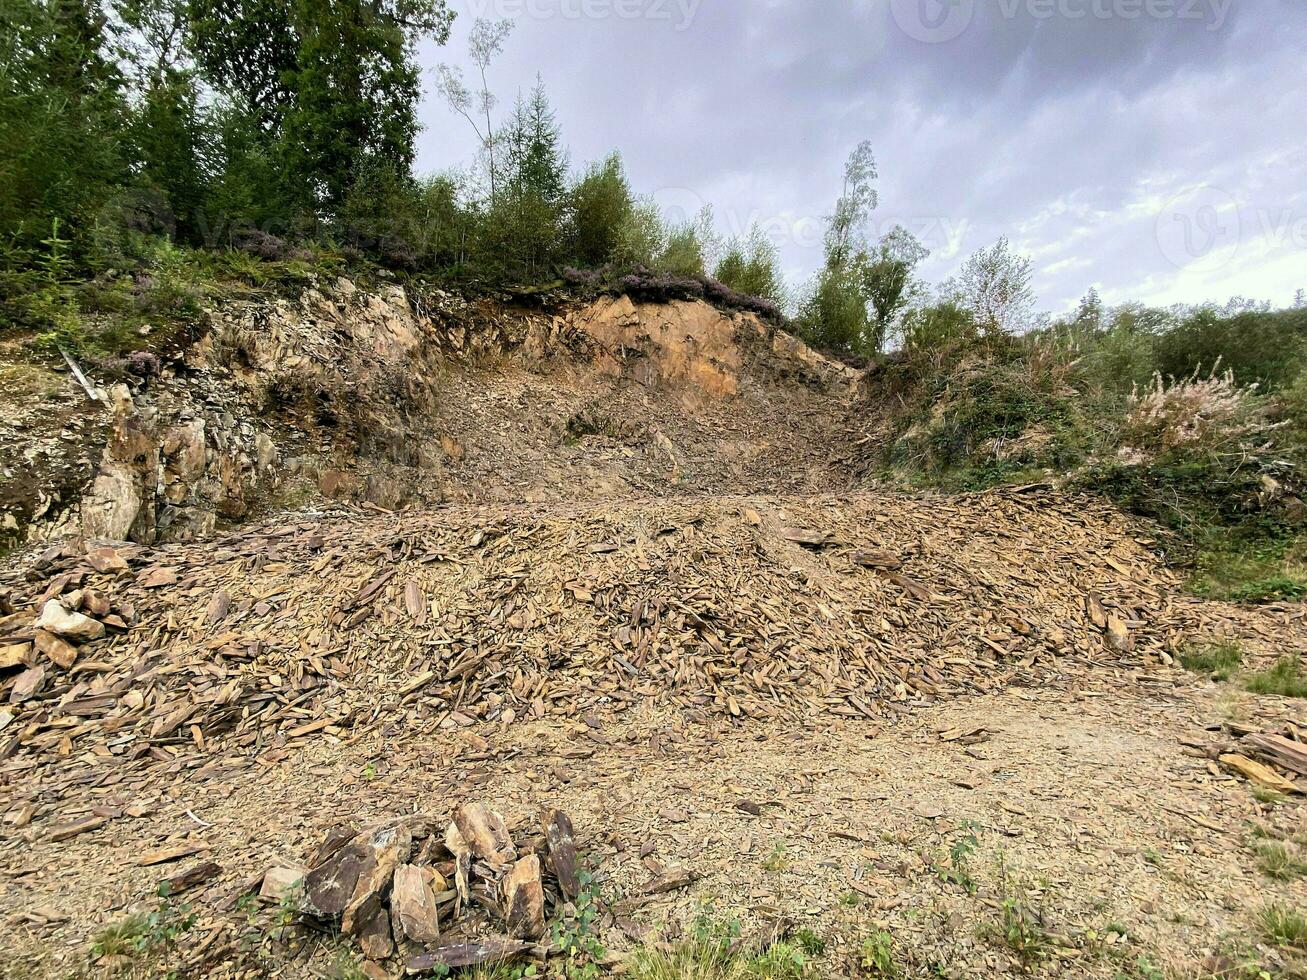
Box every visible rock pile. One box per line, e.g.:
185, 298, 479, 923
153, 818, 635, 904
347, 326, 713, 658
265, 803, 584, 974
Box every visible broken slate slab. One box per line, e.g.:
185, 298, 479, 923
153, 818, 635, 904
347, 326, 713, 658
391, 864, 441, 944
504, 854, 545, 940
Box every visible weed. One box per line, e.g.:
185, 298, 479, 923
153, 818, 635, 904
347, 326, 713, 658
1257, 904, 1307, 949
1250, 786, 1286, 806
762, 842, 790, 873
1245, 655, 1307, 698
839, 891, 862, 907
791, 930, 825, 956
995, 897, 1049, 964
90, 883, 197, 970
935, 822, 979, 893
1179, 641, 1245, 680
1251, 839, 1307, 880
859, 930, 898, 977
550, 872, 606, 980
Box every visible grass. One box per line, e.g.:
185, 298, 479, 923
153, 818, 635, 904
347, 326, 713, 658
1251, 839, 1307, 880
628, 914, 814, 980
1244, 655, 1307, 698
1179, 641, 1245, 680
1256, 903, 1307, 949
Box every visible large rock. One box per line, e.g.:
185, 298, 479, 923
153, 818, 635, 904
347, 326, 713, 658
303, 823, 412, 936
503, 854, 545, 940
34, 600, 104, 643
453, 803, 515, 866
391, 864, 441, 944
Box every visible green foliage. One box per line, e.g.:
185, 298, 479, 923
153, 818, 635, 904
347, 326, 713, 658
1153, 305, 1307, 392
550, 872, 607, 980
858, 930, 898, 977
1251, 839, 1307, 880
0, 0, 130, 253
1244, 656, 1307, 698
1179, 641, 1245, 680
629, 913, 814, 980
90, 882, 198, 968
714, 226, 784, 306
1256, 904, 1307, 949
567, 153, 636, 268
935, 823, 979, 894
796, 263, 867, 356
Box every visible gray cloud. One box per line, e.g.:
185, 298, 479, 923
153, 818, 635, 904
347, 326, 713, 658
416, 0, 1307, 312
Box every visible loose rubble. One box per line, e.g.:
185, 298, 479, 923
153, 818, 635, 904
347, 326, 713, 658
268, 803, 585, 974
3, 489, 1306, 844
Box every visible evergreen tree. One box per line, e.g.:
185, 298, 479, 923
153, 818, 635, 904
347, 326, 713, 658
283, 0, 454, 210
0, 0, 129, 250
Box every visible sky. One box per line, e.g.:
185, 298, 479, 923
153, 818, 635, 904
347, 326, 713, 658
415, 0, 1307, 315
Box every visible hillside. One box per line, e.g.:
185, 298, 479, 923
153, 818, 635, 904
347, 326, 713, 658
1, 286, 1306, 979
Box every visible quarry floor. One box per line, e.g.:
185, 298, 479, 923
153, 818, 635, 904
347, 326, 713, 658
4, 665, 1306, 978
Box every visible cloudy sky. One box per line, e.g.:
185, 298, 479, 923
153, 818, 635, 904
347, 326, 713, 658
415, 0, 1307, 314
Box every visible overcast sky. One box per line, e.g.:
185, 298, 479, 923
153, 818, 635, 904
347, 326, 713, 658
415, 0, 1307, 314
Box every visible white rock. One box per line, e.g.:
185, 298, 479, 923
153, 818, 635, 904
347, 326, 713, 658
34, 600, 105, 643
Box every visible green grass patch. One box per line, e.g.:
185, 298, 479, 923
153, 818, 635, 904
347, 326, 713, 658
1244, 656, 1307, 698
629, 914, 815, 980
1256, 903, 1307, 950
1251, 839, 1307, 880
1179, 641, 1245, 680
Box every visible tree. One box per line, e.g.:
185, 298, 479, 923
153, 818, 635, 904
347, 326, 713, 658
824, 140, 878, 270
434, 17, 511, 201
859, 224, 929, 353
0, 0, 129, 250
187, 0, 299, 129
479, 76, 568, 275
715, 225, 784, 305
957, 237, 1035, 334
658, 207, 714, 278
284, 0, 455, 209
118, 0, 208, 240
797, 265, 866, 356
1074, 286, 1104, 330
567, 153, 635, 267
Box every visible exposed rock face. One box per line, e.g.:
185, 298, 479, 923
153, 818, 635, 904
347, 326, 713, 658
5, 282, 863, 548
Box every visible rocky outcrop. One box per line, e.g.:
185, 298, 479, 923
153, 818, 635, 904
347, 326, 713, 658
3, 281, 864, 549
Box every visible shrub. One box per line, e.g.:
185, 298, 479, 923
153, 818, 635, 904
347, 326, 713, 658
796, 264, 867, 356
1121, 370, 1272, 458
1154, 306, 1307, 392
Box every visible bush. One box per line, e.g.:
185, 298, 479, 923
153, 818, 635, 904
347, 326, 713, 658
1122, 371, 1271, 458
715, 226, 785, 308
568, 154, 637, 268
1153, 306, 1307, 391
796, 264, 867, 356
